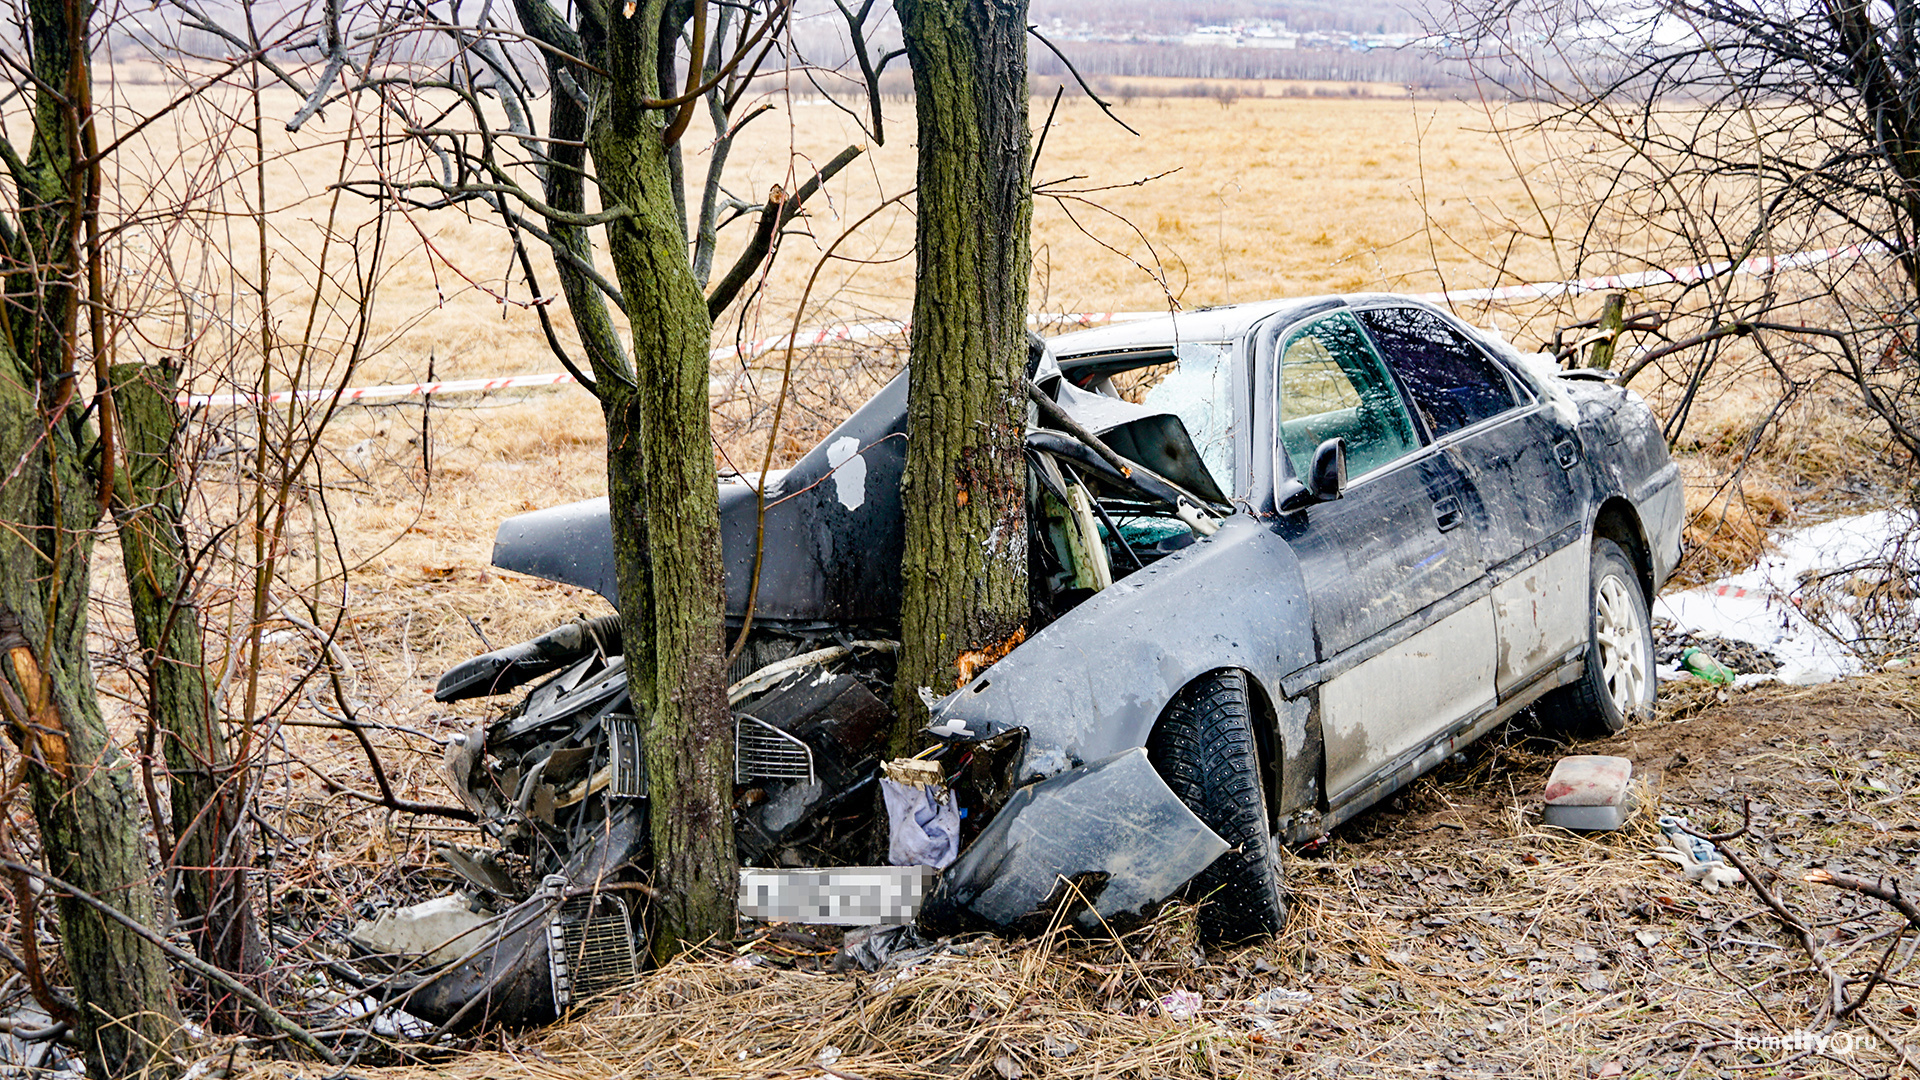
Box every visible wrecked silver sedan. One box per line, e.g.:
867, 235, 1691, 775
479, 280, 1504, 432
382, 296, 1682, 1025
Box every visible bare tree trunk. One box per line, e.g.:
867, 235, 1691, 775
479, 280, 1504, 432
110, 361, 268, 1021
0, 0, 184, 1070
516, 0, 737, 957
891, 0, 1033, 748
596, 5, 736, 960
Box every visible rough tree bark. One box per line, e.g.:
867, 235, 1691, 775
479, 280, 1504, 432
0, 0, 185, 1068
110, 361, 269, 1017
514, 0, 736, 957
890, 0, 1033, 748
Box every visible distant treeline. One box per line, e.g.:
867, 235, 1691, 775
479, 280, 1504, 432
1029, 42, 1466, 88
1028, 0, 1435, 36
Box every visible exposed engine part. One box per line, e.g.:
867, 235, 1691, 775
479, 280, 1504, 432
732, 659, 895, 867
941, 728, 1027, 849
439, 628, 900, 889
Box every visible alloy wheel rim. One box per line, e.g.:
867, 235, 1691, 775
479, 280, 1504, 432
1594, 574, 1650, 715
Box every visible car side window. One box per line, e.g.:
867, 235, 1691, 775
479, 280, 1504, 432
1278, 313, 1420, 480
1356, 306, 1519, 438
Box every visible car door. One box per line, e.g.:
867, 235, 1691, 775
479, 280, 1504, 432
1354, 305, 1589, 695
1268, 312, 1496, 803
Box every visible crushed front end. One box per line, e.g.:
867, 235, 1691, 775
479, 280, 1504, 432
359, 336, 1245, 1021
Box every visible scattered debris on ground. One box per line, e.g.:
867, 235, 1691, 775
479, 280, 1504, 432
1654, 618, 1782, 678
231, 672, 1920, 1079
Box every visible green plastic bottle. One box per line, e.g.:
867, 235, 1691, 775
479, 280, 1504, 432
1681, 646, 1734, 685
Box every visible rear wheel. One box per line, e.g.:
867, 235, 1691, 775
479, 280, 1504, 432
1147, 670, 1286, 945
1536, 537, 1655, 737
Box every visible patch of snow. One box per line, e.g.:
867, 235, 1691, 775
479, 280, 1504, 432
1657, 509, 1920, 682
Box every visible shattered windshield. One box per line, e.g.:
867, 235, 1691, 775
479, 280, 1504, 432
1141, 341, 1235, 495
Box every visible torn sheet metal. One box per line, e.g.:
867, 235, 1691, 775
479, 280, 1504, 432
921, 748, 1229, 932
493, 376, 908, 626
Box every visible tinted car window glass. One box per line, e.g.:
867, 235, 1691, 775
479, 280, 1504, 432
1278, 313, 1419, 480
1357, 307, 1517, 438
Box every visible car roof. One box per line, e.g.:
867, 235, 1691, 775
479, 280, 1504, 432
1045, 296, 1340, 358
1045, 293, 1457, 360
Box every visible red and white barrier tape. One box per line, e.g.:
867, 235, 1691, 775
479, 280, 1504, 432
174, 241, 1884, 409
177, 310, 1155, 409
1407, 242, 1883, 304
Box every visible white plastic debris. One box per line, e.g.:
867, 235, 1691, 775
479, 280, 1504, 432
1157, 989, 1203, 1020
1652, 815, 1744, 891
1247, 986, 1313, 1013
347, 894, 493, 967
881, 758, 960, 869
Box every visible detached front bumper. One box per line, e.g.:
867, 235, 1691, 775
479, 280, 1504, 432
737, 747, 1227, 934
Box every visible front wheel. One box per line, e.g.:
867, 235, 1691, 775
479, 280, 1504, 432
1536, 537, 1655, 737
1147, 670, 1287, 945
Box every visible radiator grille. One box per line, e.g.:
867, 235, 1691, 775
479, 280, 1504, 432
735, 716, 815, 784
547, 885, 638, 1008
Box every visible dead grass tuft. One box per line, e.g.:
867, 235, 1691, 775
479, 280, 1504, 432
1674, 469, 1796, 587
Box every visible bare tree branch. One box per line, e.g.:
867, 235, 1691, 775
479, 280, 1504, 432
707, 143, 866, 319
0, 860, 340, 1064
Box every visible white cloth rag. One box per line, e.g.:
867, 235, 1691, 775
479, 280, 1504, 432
881, 777, 959, 869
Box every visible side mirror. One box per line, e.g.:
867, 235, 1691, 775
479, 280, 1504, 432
1278, 437, 1347, 514
1309, 437, 1347, 502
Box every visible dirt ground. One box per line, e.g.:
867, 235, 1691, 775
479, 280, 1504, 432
225, 674, 1920, 1080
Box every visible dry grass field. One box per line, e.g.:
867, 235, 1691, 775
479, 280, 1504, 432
18, 70, 1920, 1078
75, 79, 1612, 695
